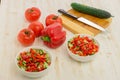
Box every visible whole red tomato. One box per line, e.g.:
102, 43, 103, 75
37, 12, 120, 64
25, 7, 41, 22
17, 28, 35, 46
28, 22, 44, 37
45, 14, 62, 26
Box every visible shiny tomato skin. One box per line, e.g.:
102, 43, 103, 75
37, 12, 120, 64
28, 22, 44, 37
45, 14, 62, 26
17, 28, 35, 46
25, 7, 41, 22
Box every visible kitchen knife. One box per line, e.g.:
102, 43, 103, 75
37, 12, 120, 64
58, 9, 106, 32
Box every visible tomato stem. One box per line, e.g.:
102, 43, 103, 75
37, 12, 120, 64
29, 9, 34, 13
25, 31, 30, 36
52, 16, 58, 20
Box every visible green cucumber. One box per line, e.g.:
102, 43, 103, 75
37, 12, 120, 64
71, 2, 112, 19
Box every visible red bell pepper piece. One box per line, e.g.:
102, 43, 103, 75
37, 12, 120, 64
41, 22, 66, 48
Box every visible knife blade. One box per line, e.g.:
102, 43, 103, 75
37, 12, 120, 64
58, 9, 106, 32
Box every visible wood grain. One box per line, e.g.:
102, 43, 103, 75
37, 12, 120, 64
60, 15, 94, 36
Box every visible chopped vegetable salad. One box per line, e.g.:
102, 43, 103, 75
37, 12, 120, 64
68, 35, 99, 56
17, 48, 51, 72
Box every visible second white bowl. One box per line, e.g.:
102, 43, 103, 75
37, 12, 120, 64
66, 34, 100, 62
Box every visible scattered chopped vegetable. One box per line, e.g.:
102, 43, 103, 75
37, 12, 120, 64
17, 48, 51, 72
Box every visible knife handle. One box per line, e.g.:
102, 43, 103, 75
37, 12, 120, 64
58, 9, 78, 19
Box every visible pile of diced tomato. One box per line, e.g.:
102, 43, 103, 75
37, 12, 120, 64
68, 35, 99, 56
17, 48, 51, 72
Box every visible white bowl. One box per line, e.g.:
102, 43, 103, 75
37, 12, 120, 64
66, 34, 100, 62
15, 46, 52, 78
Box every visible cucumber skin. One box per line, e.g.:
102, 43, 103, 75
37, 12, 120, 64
71, 2, 112, 19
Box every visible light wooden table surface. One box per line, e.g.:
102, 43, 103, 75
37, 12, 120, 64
0, 0, 120, 80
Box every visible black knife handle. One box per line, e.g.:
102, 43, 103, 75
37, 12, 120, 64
58, 9, 78, 19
